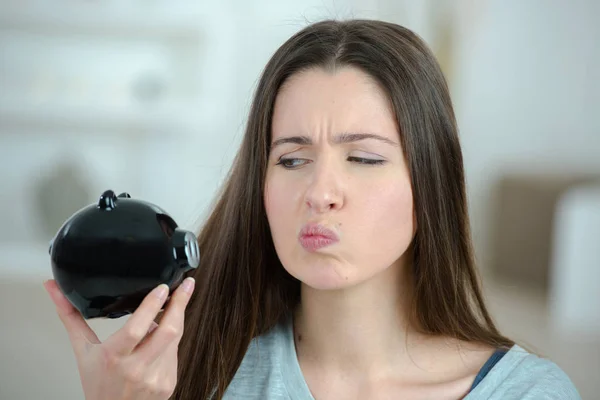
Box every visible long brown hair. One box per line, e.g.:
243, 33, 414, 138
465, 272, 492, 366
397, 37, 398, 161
171, 19, 513, 400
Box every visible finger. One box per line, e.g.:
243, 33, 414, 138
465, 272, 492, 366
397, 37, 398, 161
132, 320, 159, 351
138, 340, 179, 398
134, 277, 195, 364
104, 283, 170, 356
148, 321, 159, 335
150, 340, 179, 383
43, 280, 100, 350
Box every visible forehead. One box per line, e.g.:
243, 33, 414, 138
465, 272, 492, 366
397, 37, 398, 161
271, 66, 399, 140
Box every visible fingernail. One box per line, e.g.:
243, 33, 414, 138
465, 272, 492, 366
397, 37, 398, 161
43, 281, 54, 297
155, 284, 169, 300
182, 277, 195, 294
43, 284, 53, 299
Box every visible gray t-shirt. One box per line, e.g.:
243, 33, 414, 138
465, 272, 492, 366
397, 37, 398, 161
223, 315, 581, 399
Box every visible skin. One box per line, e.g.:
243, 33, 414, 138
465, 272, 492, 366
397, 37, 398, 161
264, 67, 494, 399
43, 277, 195, 400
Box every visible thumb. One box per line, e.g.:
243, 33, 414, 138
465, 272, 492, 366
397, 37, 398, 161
43, 280, 101, 351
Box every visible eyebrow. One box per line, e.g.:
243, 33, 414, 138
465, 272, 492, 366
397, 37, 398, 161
270, 132, 399, 149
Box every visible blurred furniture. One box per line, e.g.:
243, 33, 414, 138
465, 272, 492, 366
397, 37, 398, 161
548, 183, 600, 336
489, 174, 599, 292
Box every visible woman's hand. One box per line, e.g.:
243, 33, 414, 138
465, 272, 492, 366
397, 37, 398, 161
43, 277, 195, 400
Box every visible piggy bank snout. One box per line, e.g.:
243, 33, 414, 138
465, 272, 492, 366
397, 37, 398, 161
172, 228, 200, 270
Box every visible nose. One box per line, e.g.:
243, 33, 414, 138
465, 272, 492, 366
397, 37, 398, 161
304, 157, 344, 213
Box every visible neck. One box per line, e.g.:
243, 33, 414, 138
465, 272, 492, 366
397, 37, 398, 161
293, 257, 418, 376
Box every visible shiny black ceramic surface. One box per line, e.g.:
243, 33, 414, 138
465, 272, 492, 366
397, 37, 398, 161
49, 190, 199, 319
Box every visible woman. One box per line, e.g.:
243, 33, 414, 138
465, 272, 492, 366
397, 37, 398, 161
44, 19, 580, 399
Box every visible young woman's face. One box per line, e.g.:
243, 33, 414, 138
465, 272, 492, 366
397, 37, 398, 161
264, 66, 415, 290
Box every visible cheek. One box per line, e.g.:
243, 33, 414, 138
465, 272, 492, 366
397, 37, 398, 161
354, 177, 414, 257
264, 176, 297, 240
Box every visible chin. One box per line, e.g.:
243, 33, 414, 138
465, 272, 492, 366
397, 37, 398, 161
285, 260, 361, 291
301, 276, 353, 291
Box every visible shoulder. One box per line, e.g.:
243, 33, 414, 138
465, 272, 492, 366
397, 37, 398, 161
507, 350, 580, 398
469, 345, 581, 400
222, 318, 291, 400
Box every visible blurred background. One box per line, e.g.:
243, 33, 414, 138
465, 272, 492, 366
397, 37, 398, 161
0, 0, 598, 398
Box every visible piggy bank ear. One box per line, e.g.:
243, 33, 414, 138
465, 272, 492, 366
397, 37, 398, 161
98, 190, 118, 210
117, 192, 131, 198
172, 228, 200, 271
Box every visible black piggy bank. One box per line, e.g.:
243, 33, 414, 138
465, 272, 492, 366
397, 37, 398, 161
48, 189, 200, 319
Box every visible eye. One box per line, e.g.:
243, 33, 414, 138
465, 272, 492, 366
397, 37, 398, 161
347, 156, 386, 165
275, 156, 386, 169
275, 158, 310, 169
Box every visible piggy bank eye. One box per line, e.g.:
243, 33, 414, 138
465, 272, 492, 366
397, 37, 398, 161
157, 214, 176, 237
